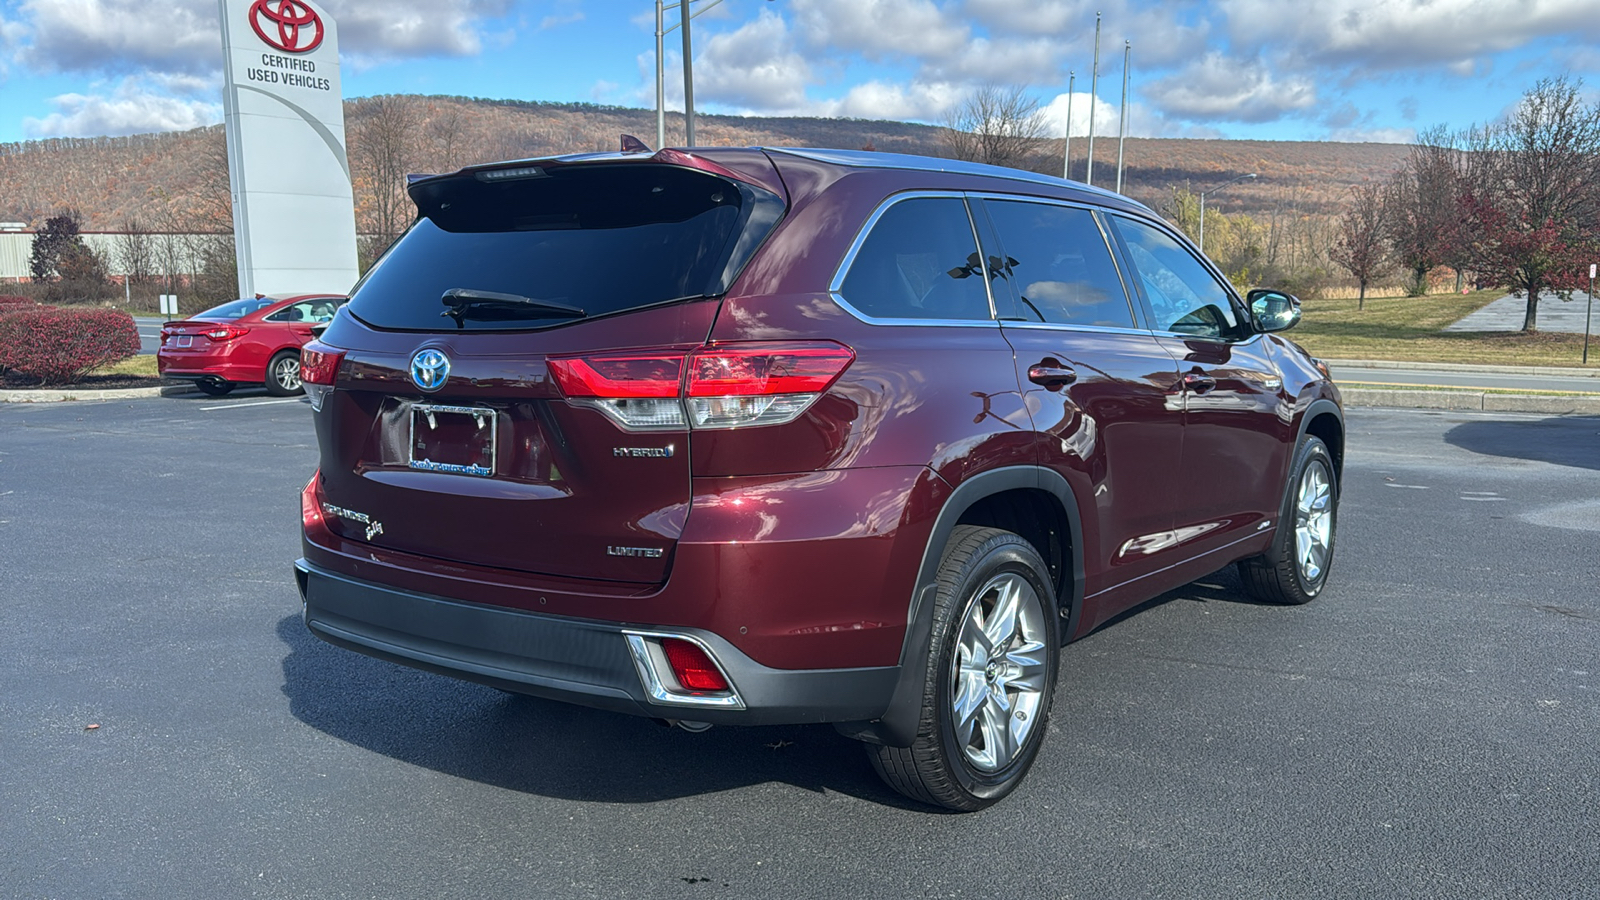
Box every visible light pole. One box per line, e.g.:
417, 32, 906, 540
654, 0, 729, 148
1198, 172, 1257, 255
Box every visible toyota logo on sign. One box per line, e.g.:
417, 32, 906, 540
249, 0, 325, 53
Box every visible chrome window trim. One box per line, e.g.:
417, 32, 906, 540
996, 321, 1159, 338
623, 630, 747, 710
828, 190, 1002, 327
970, 192, 1145, 332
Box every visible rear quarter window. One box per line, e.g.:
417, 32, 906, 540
837, 196, 993, 322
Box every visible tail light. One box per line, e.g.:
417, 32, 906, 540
301, 471, 324, 532
547, 352, 687, 429
300, 341, 345, 411
548, 341, 853, 431
660, 638, 730, 692
204, 324, 250, 341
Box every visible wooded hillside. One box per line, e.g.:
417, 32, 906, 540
0, 95, 1410, 234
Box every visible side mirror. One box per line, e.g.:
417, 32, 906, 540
1248, 289, 1301, 333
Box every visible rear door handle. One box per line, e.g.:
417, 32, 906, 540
1028, 364, 1077, 390
1183, 371, 1217, 394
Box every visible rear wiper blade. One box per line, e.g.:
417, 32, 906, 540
441, 288, 586, 327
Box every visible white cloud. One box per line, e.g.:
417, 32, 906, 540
963, 0, 1210, 69
22, 78, 222, 136
1326, 126, 1415, 144
12, 0, 510, 76
693, 9, 812, 111
1144, 53, 1317, 122
539, 12, 583, 31
1218, 0, 1600, 70
791, 0, 970, 62
817, 80, 963, 121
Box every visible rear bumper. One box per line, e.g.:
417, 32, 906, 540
157, 357, 262, 384
295, 558, 901, 727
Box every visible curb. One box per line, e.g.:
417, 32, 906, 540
1326, 358, 1600, 378
1342, 387, 1600, 415
0, 383, 198, 403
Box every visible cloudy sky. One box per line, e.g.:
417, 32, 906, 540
1, 0, 1597, 145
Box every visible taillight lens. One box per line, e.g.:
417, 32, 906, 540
549, 352, 688, 430
686, 342, 853, 428
661, 638, 729, 692
300, 471, 324, 532
204, 324, 250, 341
548, 342, 853, 431
300, 341, 345, 411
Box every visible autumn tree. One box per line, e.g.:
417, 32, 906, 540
1329, 182, 1393, 308
1459, 76, 1600, 332
942, 85, 1047, 170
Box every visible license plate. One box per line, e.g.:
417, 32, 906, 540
173, 335, 192, 348
409, 404, 496, 477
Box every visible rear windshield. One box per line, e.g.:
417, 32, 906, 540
195, 298, 275, 320
346, 163, 784, 332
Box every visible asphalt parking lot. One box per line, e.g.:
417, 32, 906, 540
2, 397, 1597, 899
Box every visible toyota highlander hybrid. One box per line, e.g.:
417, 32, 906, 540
294, 146, 1343, 810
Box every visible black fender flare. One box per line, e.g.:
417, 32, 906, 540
1267, 397, 1344, 549
835, 465, 1085, 748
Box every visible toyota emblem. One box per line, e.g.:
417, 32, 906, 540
410, 349, 451, 393
249, 0, 325, 54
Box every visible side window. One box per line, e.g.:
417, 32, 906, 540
838, 196, 993, 321
1112, 216, 1241, 339
267, 299, 340, 323
983, 200, 1135, 328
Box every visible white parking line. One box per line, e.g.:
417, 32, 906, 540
201, 398, 306, 411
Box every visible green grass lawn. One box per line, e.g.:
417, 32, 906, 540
97, 355, 159, 377
1290, 289, 1599, 369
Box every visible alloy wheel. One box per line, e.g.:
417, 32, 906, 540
1294, 460, 1333, 584
949, 572, 1050, 773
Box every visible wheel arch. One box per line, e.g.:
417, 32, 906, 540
835, 465, 1085, 748
1298, 398, 1345, 482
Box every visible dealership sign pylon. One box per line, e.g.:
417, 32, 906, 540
219, 0, 359, 298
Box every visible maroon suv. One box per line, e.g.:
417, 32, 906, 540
295, 147, 1342, 810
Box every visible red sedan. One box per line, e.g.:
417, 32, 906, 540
158, 294, 346, 396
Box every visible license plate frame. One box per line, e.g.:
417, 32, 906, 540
408, 403, 497, 477
173, 335, 192, 348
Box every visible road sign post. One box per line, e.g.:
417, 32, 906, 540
1585, 263, 1595, 365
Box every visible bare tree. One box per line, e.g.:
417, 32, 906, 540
350, 95, 422, 264
116, 218, 159, 286
1330, 182, 1393, 308
1460, 76, 1600, 331
942, 85, 1047, 170
1382, 126, 1461, 296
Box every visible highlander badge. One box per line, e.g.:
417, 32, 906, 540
322, 503, 385, 541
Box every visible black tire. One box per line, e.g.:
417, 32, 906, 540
869, 525, 1060, 811
265, 351, 303, 397
195, 380, 235, 397
1239, 435, 1338, 605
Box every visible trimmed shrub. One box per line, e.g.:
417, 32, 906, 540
0, 307, 141, 385
0, 295, 38, 308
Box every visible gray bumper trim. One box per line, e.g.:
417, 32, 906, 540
295, 559, 901, 726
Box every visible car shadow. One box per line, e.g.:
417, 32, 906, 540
1444, 415, 1600, 471
1089, 564, 1279, 635
275, 614, 924, 809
